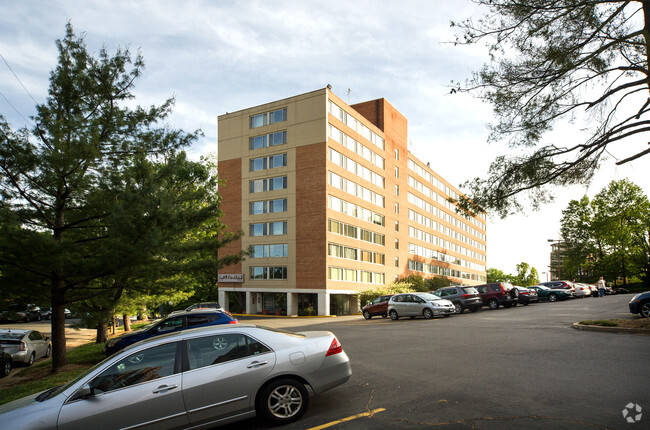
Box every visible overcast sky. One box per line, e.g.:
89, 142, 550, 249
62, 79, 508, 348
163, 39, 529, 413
1, 0, 648, 280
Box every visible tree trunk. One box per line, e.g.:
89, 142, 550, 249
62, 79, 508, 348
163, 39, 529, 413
123, 314, 132, 332
96, 323, 109, 343
50, 287, 68, 373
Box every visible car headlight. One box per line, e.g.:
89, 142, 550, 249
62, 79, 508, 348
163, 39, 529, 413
630, 294, 641, 303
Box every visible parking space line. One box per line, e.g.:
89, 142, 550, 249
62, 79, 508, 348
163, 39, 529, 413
306, 408, 386, 430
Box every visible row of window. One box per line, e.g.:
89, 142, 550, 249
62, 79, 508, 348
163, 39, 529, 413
408, 242, 486, 272
408, 225, 486, 262
328, 100, 385, 150
408, 175, 485, 241
250, 199, 287, 215
250, 244, 288, 258
408, 260, 486, 282
250, 153, 287, 172
250, 221, 287, 236
408, 159, 486, 232
250, 131, 287, 150
250, 266, 287, 280
328, 266, 385, 284
329, 148, 385, 188
250, 108, 287, 129
329, 171, 385, 208
407, 195, 486, 252
327, 124, 385, 169
328, 195, 385, 227
250, 176, 287, 193
328, 219, 385, 246
328, 243, 385, 265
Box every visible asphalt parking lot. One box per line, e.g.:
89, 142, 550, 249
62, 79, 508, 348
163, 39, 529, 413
229, 294, 648, 429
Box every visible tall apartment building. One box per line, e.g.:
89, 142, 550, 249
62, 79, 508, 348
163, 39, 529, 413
217, 88, 487, 316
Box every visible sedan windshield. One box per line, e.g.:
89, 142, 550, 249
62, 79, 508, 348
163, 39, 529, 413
417, 293, 440, 301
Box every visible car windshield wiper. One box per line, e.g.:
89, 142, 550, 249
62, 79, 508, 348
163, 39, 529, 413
35, 385, 61, 402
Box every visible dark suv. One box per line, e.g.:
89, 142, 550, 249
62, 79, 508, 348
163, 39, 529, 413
474, 282, 519, 310
432, 286, 482, 314
362, 294, 394, 319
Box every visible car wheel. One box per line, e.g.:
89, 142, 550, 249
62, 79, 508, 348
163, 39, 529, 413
423, 308, 433, 319
1, 360, 11, 377
640, 301, 650, 318
469, 306, 480, 313
510, 288, 519, 299
548, 293, 558, 302
45, 345, 51, 358
363, 310, 372, 320
257, 378, 309, 425
389, 310, 399, 320
381, 314, 387, 318
488, 299, 499, 310
27, 353, 35, 366
453, 303, 462, 314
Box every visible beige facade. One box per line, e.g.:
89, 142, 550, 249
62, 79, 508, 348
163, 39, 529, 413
217, 88, 487, 316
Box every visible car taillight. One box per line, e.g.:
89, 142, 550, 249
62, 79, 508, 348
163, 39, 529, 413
19, 341, 27, 351
229, 320, 239, 324
461, 294, 472, 298
325, 337, 343, 357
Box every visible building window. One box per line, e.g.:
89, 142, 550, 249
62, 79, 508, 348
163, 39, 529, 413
395, 257, 399, 268
395, 203, 399, 214
395, 221, 399, 232
249, 176, 288, 193
251, 244, 288, 258
250, 154, 287, 171
250, 221, 287, 236
250, 108, 287, 129
395, 166, 399, 178
395, 148, 399, 160
395, 239, 399, 250
250, 266, 287, 279
250, 131, 287, 150
249, 199, 287, 215
395, 185, 399, 196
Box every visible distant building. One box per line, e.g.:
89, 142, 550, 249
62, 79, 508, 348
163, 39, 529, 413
548, 241, 568, 280
217, 88, 487, 316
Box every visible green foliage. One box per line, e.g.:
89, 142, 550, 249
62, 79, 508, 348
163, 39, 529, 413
487, 268, 510, 283
452, 1, 650, 217
356, 282, 415, 307
398, 274, 453, 292
560, 179, 649, 286
486, 263, 540, 286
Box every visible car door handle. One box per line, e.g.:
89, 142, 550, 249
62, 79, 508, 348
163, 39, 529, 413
247, 361, 268, 369
152, 384, 178, 394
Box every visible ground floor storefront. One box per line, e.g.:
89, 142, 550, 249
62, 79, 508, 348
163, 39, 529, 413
218, 288, 360, 316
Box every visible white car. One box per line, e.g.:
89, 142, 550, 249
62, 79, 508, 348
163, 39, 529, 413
0, 329, 51, 365
388, 293, 455, 320
574, 283, 591, 298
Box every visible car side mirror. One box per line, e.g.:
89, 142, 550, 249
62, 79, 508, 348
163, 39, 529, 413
76, 383, 94, 399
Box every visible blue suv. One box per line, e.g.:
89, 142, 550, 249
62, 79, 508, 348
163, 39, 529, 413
104, 310, 238, 356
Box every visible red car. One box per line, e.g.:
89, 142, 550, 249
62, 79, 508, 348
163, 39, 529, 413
474, 282, 519, 310
362, 294, 394, 319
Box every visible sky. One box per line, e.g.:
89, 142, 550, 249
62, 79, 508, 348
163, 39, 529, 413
1, 0, 648, 281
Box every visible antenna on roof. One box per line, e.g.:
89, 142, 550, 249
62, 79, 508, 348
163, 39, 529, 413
347, 88, 351, 104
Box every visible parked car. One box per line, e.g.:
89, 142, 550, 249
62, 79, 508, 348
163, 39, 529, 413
431, 286, 482, 313
387, 293, 455, 320
629, 291, 650, 318
513, 286, 538, 306
0, 329, 51, 366
171, 302, 228, 315
538, 280, 576, 294
0, 350, 12, 377
104, 310, 239, 356
0, 304, 43, 322
474, 282, 519, 310
614, 287, 630, 294
587, 284, 599, 297
573, 283, 591, 298
41, 308, 72, 320
528, 285, 574, 302
362, 294, 394, 319
0, 324, 351, 429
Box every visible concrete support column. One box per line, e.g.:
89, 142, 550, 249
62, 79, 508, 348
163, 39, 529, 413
218, 289, 227, 312
245, 291, 252, 314
287, 293, 298, 316
318, 292, 330, 316
350, 295, 360, 314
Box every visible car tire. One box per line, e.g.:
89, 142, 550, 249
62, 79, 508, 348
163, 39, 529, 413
423, 308, 433, 319
389, 310, 399, 320
45, 346, 51, 358
453, 303, 462, 314
488, 299, 499, 310
640, 301, 650, 318
1, 360, 11, 377
510, 288, 519, 299
257, 378, 309, 425
363, 310, 372, 320
27, 353, 35, 366
548, 293, 558, 302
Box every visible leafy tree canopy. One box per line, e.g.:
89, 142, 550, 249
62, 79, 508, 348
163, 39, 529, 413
452, 1, 650, 218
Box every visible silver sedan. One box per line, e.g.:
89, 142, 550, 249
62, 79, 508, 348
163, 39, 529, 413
0, 324, 352, 429
0, 329, 51, 365
388, 292, 456, 320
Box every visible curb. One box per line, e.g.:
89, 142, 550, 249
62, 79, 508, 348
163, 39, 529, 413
572, 322, 650, 335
